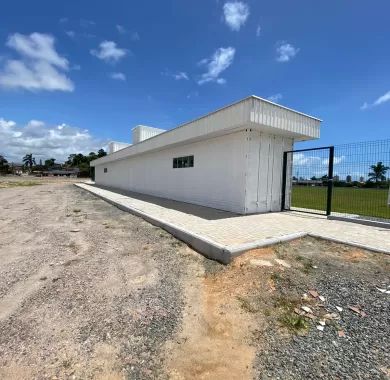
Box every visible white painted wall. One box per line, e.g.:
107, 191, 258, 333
244, 130, 293, 213
95, 131, 248, 213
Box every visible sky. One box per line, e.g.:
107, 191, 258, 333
0, 0, 389, 163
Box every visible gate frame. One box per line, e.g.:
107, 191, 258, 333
281, 146, 334, 216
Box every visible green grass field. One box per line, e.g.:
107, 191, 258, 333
291, 186, 390, 219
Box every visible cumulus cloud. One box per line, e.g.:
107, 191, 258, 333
361, 90, 390, 110
256, 25, 261, 37
110, 72, 126, 81
267, 93, 282, 103
276, 42, 299, 62
198, 47, 235, 85
90, 41, 127, 63
223, 2, 250, 31
0, 117, 107, 162
0, 33, 74, 92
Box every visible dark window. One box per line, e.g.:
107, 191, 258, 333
173, 155, 194, 169
104, 168, 108, 173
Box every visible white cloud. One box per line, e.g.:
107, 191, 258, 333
59, 17, 68, 24
276, 42, 299, 62
80, 19, 95, 28
90, 41, 127, 63
65, 30, 76, 38
256, 25, 261, 37
110, 72, 126, 81
0, 33, 74, 92
162, 70, 189, 81
198, 47, 235, 85
116, 24, 127, 34
131, 32, 140, 41
223, 2, 250, 31
173, 71, 189, 80
267, 93, 282, 103
0, 117, 107, 162
361, 90, 390, 110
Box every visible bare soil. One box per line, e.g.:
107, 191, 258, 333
0, 177, 389, 379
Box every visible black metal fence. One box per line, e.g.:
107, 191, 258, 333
283, 139, 390, 223
330, 139, 390, 222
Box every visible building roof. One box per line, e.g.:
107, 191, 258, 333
91, 95, 322, 167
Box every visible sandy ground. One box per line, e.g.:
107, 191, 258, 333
0, 177, 389, 379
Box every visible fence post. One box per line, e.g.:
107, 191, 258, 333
326, 146, 334, 216
281, 151, 288, 211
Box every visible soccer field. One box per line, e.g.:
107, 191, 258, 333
291, 186, 390, 219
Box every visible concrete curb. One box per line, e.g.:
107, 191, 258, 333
328, 215, 390, 230
75, 183, 390, 263
75, 183, 232, 264
308, 233, 390, 255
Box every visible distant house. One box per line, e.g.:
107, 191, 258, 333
91, 95, 322, 214
41, 168, 80, 177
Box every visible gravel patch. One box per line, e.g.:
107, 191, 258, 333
254, 238, 390, 380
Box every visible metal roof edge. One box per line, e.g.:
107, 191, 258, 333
250, 95, 323, 122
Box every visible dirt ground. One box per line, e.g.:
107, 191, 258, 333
0, 177, 389, 379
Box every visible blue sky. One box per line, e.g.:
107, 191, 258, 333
0, 0, 389, 162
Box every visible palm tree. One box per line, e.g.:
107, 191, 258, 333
368, 161, 389, 184
23, 153, 36, 171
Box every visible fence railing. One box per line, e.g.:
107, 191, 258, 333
330, 139, 390, 222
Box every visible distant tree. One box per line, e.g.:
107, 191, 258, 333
97, 148, 107, 158
310, 176, 317, 181
88, 152, 98, 161
22, 153, 36, 171
346, 175, 352, 183
368, 162, 389, 184
44, 158, 56, 167
0, 154, 8, 174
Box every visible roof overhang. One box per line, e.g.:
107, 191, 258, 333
91, 95, 321, 166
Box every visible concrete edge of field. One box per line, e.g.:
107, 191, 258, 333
328, 215, 390, 230
74, 183, 389, 263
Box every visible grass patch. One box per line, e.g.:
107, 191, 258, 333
280, 313, 308, 333
275, 295, 309, 333
292, 186, 390, 219
0, 181, 42, 189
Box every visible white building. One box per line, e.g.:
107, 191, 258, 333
91, 95, 321, 214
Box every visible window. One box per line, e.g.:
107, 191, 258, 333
173, 155, 194, 169
104, 168, 108, 173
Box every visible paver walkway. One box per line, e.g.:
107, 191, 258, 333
76, 184, 390, 259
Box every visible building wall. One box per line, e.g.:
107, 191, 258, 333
244, 130, 293, 213
95, 131, 248, 213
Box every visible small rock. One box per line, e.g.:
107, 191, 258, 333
308, 290, 319, 298
338, 330, 346, 337
249, 259, 273, 267
274, 259, 291, 268
336, 306, 343, 312
316, 325, 324, 331
301, 306, 313, 313
39, 276, 47, 281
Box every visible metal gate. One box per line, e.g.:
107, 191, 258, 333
281, 146, 334, 215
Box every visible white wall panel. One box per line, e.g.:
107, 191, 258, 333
95, 131, 247, 213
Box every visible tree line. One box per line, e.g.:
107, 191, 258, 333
0, 149, 107, 177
